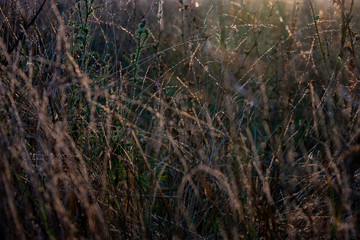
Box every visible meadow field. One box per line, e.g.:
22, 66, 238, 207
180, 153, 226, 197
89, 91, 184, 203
1, 0, 360, 239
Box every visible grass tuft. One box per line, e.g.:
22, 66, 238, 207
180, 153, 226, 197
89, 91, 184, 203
1, 0, 360, 239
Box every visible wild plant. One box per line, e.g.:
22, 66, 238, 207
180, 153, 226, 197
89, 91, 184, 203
0, 0, 360, 239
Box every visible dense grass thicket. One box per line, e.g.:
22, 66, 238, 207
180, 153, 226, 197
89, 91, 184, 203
1, 0, 360, 239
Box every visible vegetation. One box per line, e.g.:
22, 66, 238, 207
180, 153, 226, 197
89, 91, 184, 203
0, 0, 360, 239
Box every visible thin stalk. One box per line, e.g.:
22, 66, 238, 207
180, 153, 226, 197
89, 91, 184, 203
308, 0, 330, 76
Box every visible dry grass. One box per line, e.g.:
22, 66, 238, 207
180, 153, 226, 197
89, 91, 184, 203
1, 0, 360, 239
